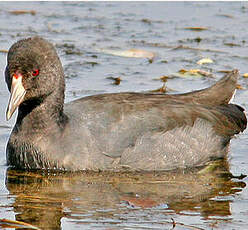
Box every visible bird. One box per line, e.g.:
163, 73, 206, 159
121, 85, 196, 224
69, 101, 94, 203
4, 36, 247, 171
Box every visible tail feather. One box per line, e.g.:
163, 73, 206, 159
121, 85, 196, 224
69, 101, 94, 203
217, 104, 247, 134
173, 69, 239, 106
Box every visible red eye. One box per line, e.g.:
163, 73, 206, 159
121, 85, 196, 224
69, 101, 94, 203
32, 69, 39, 77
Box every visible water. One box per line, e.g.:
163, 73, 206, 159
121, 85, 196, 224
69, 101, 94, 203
0, 2, 248, 229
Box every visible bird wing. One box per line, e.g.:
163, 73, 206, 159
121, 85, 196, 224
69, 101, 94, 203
65, 93, 246, 159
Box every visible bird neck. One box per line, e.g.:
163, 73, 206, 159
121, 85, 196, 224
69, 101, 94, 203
16, 89, 67, 132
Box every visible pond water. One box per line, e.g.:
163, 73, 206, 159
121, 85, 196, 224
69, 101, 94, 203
0, 2, 248, 229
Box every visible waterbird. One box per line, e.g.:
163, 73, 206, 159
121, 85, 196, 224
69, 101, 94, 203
5, 36, 247, 171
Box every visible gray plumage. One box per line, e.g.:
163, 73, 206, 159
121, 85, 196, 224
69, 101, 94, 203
5, 37, 247, 171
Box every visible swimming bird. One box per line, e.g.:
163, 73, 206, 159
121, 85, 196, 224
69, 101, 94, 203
5, 36, 247, 171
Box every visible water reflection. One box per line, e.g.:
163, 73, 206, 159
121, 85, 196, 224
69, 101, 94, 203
4, 161, 246, 229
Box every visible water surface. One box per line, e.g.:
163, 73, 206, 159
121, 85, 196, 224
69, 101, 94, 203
0, 2, 248, 229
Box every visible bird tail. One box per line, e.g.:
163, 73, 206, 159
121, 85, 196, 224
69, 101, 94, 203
175, 69, 239, 106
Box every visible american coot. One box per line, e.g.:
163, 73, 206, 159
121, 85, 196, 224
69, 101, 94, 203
5, 36, 247, 171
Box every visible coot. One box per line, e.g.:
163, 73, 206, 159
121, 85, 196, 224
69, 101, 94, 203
5, 36, 247, 171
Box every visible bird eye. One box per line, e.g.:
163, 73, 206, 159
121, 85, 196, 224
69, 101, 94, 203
32, 69, 39, 77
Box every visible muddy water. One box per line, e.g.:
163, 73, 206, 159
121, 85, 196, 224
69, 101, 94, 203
0, 2, 248, 229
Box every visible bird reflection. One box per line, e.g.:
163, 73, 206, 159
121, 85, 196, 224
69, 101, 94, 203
4, 160, 246, 229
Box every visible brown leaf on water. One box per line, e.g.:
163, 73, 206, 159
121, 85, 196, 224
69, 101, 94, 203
217, 70, 232, 74
8, 10, 36, 15
193, 70, 213, 77
194, 37, 202, 43
175, 69, 213, 78
0, 49, 8, 54
141, 18, 152, 25
65, 49, 83, 56
106, 77, 122, 85
0, 218, 41, 229
152, 75, 169, 83
236, 84, 244, 90
159, 75, 169, 82
83, 61, 98, 67
150, 83, 167, 93
184, 27, 208, 31
224, 43, 241, 47
243, 73, 248, 78
141, 18, 163, 24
